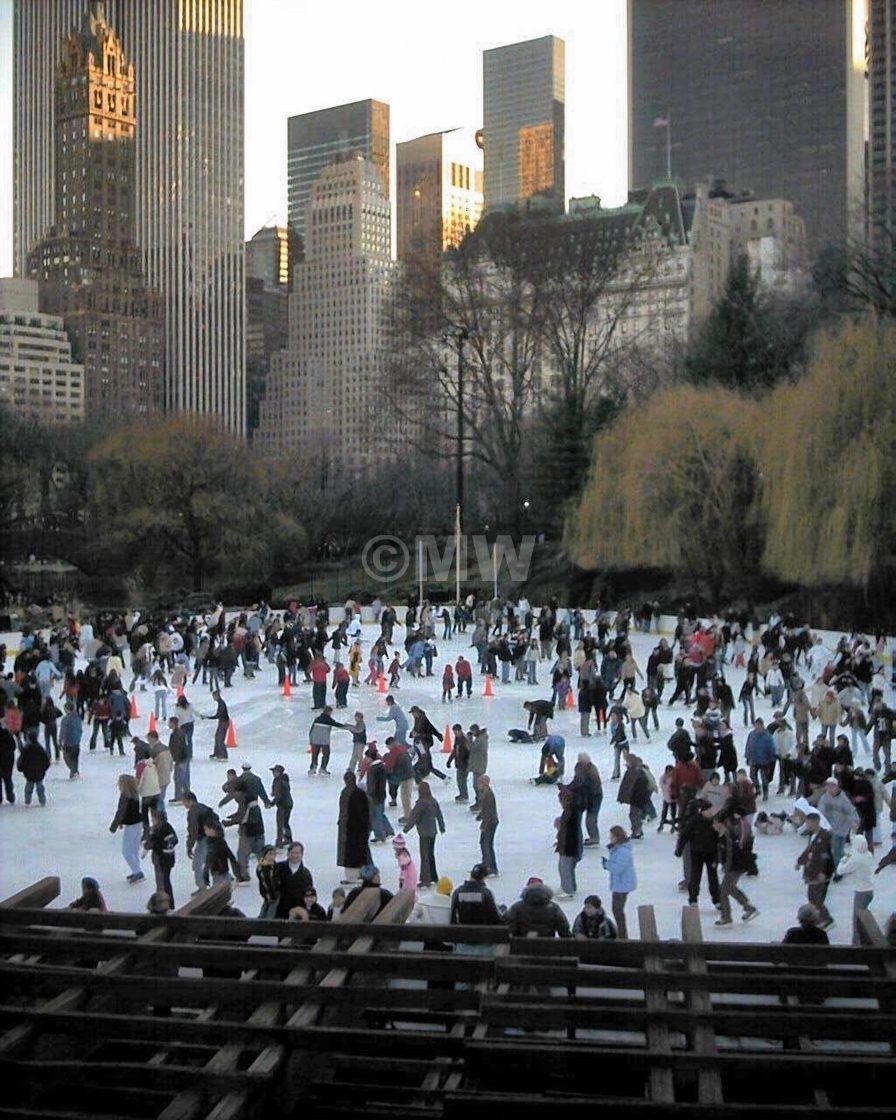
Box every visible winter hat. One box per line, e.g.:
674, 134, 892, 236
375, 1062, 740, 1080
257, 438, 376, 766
436, 876, 453, 896
240, 759, 252, 770
270, 764, 284, 773
469, 863, 488, 880
391, 834, 408, 850
525, 876, 544, 887
360, 864, 380, 883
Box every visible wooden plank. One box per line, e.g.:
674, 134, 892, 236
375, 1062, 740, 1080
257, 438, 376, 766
680, 905, 723, 1104
205, 889, 416, 1120
639, 904, 677, 1103
0, 877, 60, 910
159, 887, 389, 1120
0, 884, 232, 1061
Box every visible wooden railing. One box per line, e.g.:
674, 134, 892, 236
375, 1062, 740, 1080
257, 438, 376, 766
0, 880, 892, 1119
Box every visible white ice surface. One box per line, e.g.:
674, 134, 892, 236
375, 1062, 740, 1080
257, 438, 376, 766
1, 622, 893, 944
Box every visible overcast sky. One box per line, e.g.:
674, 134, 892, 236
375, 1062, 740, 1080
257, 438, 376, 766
0, 0, 628, 272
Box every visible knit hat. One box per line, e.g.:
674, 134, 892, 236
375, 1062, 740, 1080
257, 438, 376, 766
391, 834, 408, 850
240, 759, 252, 770
359, 864, 380, 883
436, 876, 453, 896
526, 876, 544, 887
270, 764, 284, 773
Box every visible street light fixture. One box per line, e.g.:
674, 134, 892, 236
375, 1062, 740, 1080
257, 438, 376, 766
443, 326, 469, 606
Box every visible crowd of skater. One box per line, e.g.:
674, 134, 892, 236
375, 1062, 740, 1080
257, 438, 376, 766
1, 596, 894, 947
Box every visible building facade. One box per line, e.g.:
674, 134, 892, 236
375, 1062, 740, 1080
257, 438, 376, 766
628, 0, 865, 254
27, 2, 164, 420
287, 100, 390, 247
396, 129, 483, 265
0, 278, 85, 424
584, 182, 807, 368
245, 225, 297, 436
868, 0, 895, 255
482, 35, 565, 213
255, 158, 393, 472
14, 0, 245, 432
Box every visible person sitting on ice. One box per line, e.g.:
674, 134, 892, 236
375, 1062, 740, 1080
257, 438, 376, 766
531, 743, 561, 786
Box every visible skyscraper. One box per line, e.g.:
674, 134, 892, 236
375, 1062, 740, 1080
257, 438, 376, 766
245, 225, 296, 436
628, 0, 866, 253
13, 0, 245, 432
27, 2, 164, 419
255, 158, 393, 472
396, 129, 483, 264
482, 35, 565, 213
868, 0, 894, 254
286, 100, 390, 245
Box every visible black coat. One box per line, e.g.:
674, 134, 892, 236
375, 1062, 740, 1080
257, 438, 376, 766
17, 742, 50, 783
275, 861, 313, 919
338, 786, 371, 868
0, 729, 15, 777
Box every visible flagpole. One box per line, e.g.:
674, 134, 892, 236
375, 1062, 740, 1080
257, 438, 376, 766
666, 112, 672, 179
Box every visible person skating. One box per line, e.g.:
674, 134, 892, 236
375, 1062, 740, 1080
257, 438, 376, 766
617, 753, 650, 839
109, 773, 144, 882
204, 691, 229, 760
835, 833, 874, 945
794, 809, 836, 930
144, 807, 178, 908
0, 727, 15, 804
554, 787, 583, 899
337, 770, 371, 884
446, 722, 471, 802
475, 774, 499, 877
468, 725, 489, 810
17, 732, 50, 807
391, 834, 419, 897
675, 797, 721, 909
308, 706, 350, 774
182, 791, 219, 892
270, 764, 293, 847
403, 780, 446, 888
603, 825, 637, 940
713, 815, 759, 926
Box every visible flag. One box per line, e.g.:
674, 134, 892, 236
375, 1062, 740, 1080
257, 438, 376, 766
653, 116, 669, 128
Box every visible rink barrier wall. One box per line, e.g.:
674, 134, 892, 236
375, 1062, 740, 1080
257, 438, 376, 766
1, 877, 893, 1119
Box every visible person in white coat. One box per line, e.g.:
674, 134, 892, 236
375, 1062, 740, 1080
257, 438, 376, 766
836, 834, 875, 945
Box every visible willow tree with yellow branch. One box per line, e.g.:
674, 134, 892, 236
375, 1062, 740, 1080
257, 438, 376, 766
760, 313, 896, 596
570, 384, 763, 608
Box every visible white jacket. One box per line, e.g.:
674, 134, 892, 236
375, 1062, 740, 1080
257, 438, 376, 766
836, 835, 874, 893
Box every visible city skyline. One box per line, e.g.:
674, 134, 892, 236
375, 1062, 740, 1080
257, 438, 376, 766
0, 0, 628, 273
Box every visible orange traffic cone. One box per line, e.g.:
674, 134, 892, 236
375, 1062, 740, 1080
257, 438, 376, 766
442, 724, 453, 754
282, 676, 292, 698
225, 719, 237, 749
483, 675, 495, 698
377, 673, 387, 694
566, 689, 575, 710
148, 712, 157, 733
129, 695, 139, 719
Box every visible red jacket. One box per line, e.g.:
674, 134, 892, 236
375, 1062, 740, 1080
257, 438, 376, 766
455, 658, 472, 680
671, 758, 705, 801
310, 659, 330, 684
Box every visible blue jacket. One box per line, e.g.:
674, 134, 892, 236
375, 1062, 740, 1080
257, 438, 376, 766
607, 840, 637, 894
59, 712, 83, 748
745, 729, 776, 766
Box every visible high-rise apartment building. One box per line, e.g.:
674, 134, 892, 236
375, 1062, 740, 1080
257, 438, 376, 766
628, 0, 865, 254
14, 0, 245, 432
27, 2, 164, 419
255, 158, 393, 472
245, 225, 296, 436
287, 100, 390, 246
0, 279, 85, 425
482, 35, 565, 213
868, 0, 894, 254
396, 129, 483, 264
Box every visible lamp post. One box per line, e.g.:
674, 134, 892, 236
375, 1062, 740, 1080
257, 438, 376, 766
443, 326, 469, 608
